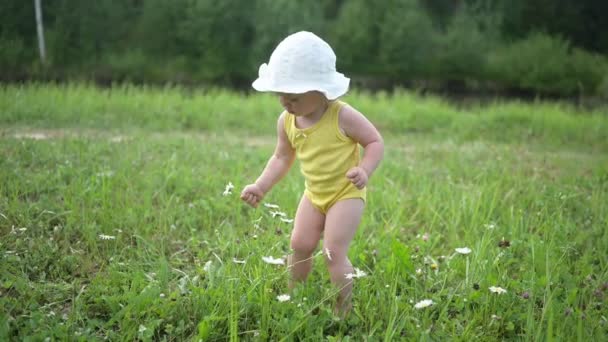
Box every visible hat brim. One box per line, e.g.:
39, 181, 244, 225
252, 73, 350, 100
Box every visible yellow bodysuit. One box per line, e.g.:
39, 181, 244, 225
284, 100, 366, 214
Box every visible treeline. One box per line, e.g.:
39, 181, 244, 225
1, 0, 607, 97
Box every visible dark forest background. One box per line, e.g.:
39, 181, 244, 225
2, 0, 607, 98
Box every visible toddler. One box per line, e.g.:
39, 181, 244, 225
240, 31, 384, 316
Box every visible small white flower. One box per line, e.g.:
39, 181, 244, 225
414, 299, 434, 309
491, 314, 501, 320
277, 294, 291, 302
222, 182, 234, 196
324, 248, 332, 261
262, 256, 285, 265
422, 232, 429, 241
264, 203, 280, 209
279, 217, 294, 224
489, 286, 507, 294
270, 210, 287, 218
455, 247, 472, 255
232, 258, 246, 264
345, 268, 367, 279
98, 234, 116, 240
96, 171, 114, 178
416, 268, 423, 275
160, 293, 165, 298
485, 223, 496, 230
138, 324, 147, 333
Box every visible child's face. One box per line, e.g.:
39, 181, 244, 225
277, 92, 327, 116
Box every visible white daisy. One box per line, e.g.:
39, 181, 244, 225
279, 217, 294, 224
414, 299, 434, 309
455, 247, 472, 255
203, 260, 212, 272
98, 234, 116, 240
489, 286, 507, 294
262, 256, 285, 265
264, 203, 280, 209
222, 182, 234, 196
277, 294, 291, 302
96, 171, 115, 178
232, 258, 246, 264
270, 210, 287, 218
345, 268, 367, 279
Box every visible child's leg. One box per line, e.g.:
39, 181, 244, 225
323, 198, 365, 315
288, 194, 325, 288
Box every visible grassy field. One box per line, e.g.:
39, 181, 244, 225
1, 84, 607, 340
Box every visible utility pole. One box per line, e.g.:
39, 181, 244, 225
34, 0, 47, 64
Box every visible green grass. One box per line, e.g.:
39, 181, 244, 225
1, 84, 607, 340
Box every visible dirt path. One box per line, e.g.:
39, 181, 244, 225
1, 127, 275, 147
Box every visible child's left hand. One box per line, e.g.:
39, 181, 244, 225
346, 167, 368, 189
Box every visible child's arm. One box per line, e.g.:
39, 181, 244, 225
241, 113, 295, 207
339, 105, 384, 189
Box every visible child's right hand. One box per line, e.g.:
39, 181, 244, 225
240, 183, 265, 208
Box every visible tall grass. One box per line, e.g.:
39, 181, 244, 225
1, 83, 607, 151
0, 84, 607, 340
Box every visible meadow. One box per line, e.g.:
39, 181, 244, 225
1, 84, 607, 341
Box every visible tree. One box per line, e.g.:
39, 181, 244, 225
34, 0, 46, 64
378, 0, 437, 80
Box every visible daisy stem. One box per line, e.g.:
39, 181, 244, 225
465, 257, 469, 287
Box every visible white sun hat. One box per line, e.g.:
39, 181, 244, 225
252, 31, 350, 100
